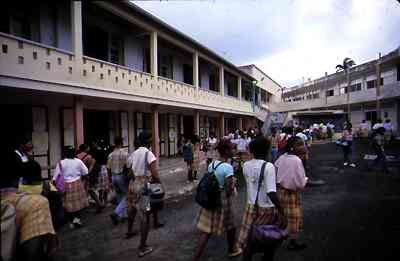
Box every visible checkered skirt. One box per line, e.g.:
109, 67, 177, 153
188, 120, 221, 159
277, 186, 302, 237
196, 191, 235, 235
2, 193, 56, 243
97, 166, 110, 191
237, 204, 279, 249
63, 179, 89, 213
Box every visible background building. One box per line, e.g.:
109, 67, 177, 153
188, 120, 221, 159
275, 48, 400, 132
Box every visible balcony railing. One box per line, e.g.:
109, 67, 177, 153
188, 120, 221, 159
0, 33, 254, 115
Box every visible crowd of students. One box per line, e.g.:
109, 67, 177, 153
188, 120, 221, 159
8, 118, 394, 260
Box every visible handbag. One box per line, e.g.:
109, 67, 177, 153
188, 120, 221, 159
55, 162, 65, 194
248, 162, 288, 251
141, 151, 165, 211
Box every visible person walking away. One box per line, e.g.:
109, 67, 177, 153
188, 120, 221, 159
1, 151, 57, 261
238, 137, 287, 261
107, 137, 130, 225
93, 146, 110, 207
77, 144, 103, 213
383, 119, 393, 142
126, 131, 162, 257
277, 127, 292, 156
206, 133, 218, 166
275, 137, 308, 250
370, 127, 389, 174
192, 135, 201, 181
341, 123, 356, 167
270, 128, 279, 162
53, 146, 89, 228
194, 139, 242, 261
182, 137, 194, 183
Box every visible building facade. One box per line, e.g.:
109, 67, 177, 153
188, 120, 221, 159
0, 1, 276, 177
277, 48, 400, 132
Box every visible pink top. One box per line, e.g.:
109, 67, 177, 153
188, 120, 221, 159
275, 153, 308, 191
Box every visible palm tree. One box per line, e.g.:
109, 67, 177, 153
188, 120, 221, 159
336, 57, 356, 121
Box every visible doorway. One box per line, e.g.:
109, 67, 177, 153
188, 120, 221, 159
183, 115, 194, 140
366, 111, 377, 126
84, 110, 116, 146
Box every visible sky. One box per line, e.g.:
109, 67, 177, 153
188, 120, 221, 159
132, 0, 400, 87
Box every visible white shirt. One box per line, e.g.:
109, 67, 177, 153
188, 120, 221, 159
127, 147, 157, 177
208, 137, 217, 145
53, 158, 88, 183
372, 123, 384, 130
360, 122, 369, 130
231, 138, 248, 152
296, 132, 308, 141
383, 122, 393, 131
243, 160, 276, 208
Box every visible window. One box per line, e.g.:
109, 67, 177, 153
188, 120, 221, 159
326, 90, 334, 97
350, 83, 362, 92
367, 79, 376, 89
261, 90, 267, 103
183, 64, 193, 85
110, 34, 123, 65
380, 77, 384, 86
209, 74, 218, 92
313, 93, 320, 99
339, 87, 348, 95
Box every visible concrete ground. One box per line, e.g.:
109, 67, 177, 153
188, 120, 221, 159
54, 140, 400, 261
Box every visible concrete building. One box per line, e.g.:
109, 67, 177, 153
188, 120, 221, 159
277, 48, 400, 132
0, 1, 277, 177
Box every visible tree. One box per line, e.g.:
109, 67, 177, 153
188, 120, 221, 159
336, 57, 356, 121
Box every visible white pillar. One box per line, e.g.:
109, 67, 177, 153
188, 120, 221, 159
150, 31, 158, 76
152, 106, 160, 158
194, 110, 200, 136
219, 65, 224, 96
74, 96, 84, 148
128, 111, 135, 153
71, 1, 83, 58
238, 76, 242, 100
193, 52, 199, 90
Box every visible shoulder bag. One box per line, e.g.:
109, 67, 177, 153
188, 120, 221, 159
55, 162, 65, 194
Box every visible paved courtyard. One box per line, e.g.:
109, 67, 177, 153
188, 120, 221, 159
54, 140, 400, 261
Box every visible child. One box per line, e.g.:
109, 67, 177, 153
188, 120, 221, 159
182, 137, 194, 182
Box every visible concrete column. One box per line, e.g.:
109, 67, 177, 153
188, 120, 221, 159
151, 106, 160, 158
74, 96, 84, 148
219, 113, 225, 138
194, 110, 200, 136
219, 65, 224, 96
128, 111, 135, 153
239, 117, 243, 131
71, 1, 83, 58
48, 103, 61, 170
238, 76, 242, 100
150, 31, 158, 76
193, 52, 199, 90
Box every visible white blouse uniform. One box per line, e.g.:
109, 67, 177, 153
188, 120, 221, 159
53, 158, 88, 183
243, 159, 276, 208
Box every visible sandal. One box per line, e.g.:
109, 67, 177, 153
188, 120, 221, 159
228, 248, 242, 257
138, 246, 153, 257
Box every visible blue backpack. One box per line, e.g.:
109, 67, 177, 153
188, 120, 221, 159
195, 161, 224, 210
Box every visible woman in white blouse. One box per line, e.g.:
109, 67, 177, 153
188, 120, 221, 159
238, 137, 286, 261
53, 146, 88, 228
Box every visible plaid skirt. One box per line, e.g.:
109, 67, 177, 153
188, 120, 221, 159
126, 176, 150, 220
192, 152, 200, 172
196, 192, 235, 235
237, 204, 279, 249
277, 186, 302, 237
63, 179, 89, 213
1, 193, 56, 243
97, 166, 110, 191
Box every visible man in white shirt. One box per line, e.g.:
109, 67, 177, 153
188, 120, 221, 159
126, 131, 161, 257
372, 119, 384, 130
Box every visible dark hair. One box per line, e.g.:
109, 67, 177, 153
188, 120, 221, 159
284, 136, 303, 153
63, 146, 75, 159
1, 151, 20, 189
78, 144, 89, 152
377, 126, 386, 135
94, 147, 108, 165
114, 136, 123, 146
249, 137, 271, 160
22, 160, 42, 183
216, 139, 232, 158
385, 119, 390, 123
192, 135, 200, 144
138, 131, 152, 147
295, 127, 303, 134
